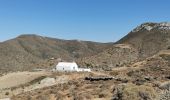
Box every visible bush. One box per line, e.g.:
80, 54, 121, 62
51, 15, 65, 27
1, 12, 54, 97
109, 71, 119, 76
122, 84, 157, 100
160, 54, 170, 61
113, 83, 158, 100
5, 92, 9, 95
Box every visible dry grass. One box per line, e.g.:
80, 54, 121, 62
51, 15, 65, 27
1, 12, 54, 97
12, 72, 115, 100
112, 83, 159, 100
122, 83, 157, 100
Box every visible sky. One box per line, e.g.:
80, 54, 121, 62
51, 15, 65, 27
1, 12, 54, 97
0, 0, 170, 42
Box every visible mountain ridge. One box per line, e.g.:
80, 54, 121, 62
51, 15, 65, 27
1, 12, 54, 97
1, 22, 170, 72
0, 34, 112, 72
78, 22, 170, 69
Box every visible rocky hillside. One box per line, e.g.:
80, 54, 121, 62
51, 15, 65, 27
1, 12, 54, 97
118, 22, 170, 58
126, 49, 170, 81
1, 22, 170, 72
77, 44, 138, 70
11, 50, 170, 100
2, 23, 170, 100
78, 22, 170, 69
0, 34, 112, 72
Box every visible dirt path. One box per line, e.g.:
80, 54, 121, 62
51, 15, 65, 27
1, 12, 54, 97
91, 71, 111, 77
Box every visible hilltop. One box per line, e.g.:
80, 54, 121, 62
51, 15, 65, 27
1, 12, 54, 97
118, 22, 170, 58
78, 22, 170, 69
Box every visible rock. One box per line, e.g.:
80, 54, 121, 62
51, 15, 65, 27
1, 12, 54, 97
159, 91, 170, 100
133, 79, 146, 85
160, 81, 170, 90
144, 76, 152, 81
40, 77, 55, 86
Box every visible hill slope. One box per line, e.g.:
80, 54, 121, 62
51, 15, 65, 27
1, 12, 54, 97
78, 22, 170, 69
77, 44, 138, 70
117, 22, 170, 58
0, 34, 112, 72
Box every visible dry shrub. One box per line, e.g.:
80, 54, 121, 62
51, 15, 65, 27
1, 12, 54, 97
113, 83, 158, 100
109, 71, 119, 76
159, 81, 170, 90
159, 54, 170, 61
122, 83, 157, 100
5, 92, 9, 95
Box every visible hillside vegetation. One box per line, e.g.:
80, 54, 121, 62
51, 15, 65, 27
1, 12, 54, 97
78, 22, 170, 69
0, 34, 112, 72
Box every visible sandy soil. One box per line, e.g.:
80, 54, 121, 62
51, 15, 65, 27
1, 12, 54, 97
0, 71, 94, 99
0, 98, 10, 100
0, 71, 49, 89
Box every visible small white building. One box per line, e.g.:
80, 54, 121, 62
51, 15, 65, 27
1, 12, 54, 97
56, 62, 91, 72
56, 62, 78, 71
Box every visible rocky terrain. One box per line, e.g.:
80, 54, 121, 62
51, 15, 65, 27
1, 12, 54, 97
77, 44, 139, 70
118, 22, 170, 59
10, 49, 170, 100
78, 22, 170, 69
0, 34, 112, 73
0, 22, 170, 100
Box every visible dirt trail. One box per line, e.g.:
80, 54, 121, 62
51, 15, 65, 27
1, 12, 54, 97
91, 71, 111, 77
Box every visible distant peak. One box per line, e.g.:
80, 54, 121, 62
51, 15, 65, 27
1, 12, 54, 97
132, 22, 170, 32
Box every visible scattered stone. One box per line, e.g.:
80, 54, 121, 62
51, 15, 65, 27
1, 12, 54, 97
160, 81, 170, 90
40, 77, 55, 86
159, 91, 170, 100
144, 76, 152, 81
133, 79, 146, 85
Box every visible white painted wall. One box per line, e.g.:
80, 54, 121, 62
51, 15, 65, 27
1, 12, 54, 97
56, 62, 79, 71
78, 68, 91, 72
56, 62, 91, 72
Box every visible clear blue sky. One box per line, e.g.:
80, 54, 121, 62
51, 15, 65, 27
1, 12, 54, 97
0, 0, 169, 42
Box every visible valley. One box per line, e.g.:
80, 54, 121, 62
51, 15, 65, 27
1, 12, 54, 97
0, 22, 170, 100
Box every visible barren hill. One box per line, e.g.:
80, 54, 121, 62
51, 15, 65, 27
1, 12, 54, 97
77, 44, 138, 70
117, 22, 170, 58
78, 22, 170, 69
126, 49, 170, 81
2, 23, 170, 100
0, 34, 112, 72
